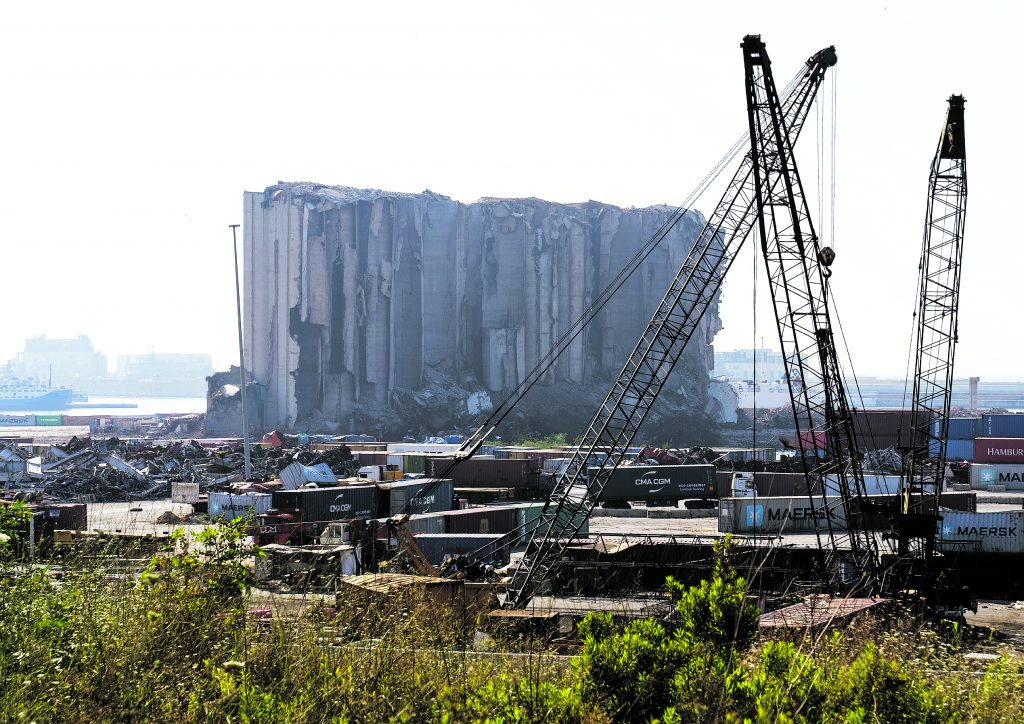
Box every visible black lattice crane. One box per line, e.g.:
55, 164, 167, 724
900, 96, 967, 559
742, 34, 881, 595
501, 43, 838, 609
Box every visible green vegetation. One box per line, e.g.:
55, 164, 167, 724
0, 523, 1022, 722
508, 432, 570, 449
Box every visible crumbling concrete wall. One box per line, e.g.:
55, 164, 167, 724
242, 183, 721, 437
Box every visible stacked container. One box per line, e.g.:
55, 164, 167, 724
938, 511, 1024, 554
378, 478, 454, 516
927, 416, 980, 460
426, 457, 538, 488
271, 485, 379, 522
209, 492, 273, 519
955, 414, 1024, 487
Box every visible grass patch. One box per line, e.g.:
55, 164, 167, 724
0, 523, 1022, 721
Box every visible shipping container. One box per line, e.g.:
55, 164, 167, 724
711, 447, 774, 463
413, 533, 510, 566
441, 505, 519, 535
385, 443, 461, 455
973, 438, 1024, 464
589, 464, 716, 501
930, 491, 977, 513
798, 431, 826, 451
719, 493, 974, 534
271, 485, 378, 523
967, 464, 1024, 490
171, 482, 200, 503
714, 471, 812, 498
387, 453, 430, 475
516, 449, 569, 464
279, 461, 338, 490
34, 415, 63, 426
378, 478, 454, 516
932, 417, 981, 440
968, 464, 997, 487
44, 503, 88, 530
373, 515, 446, 540
517, 501, 589, 537
852, 408, 930, 450
982, 414, 1024, 438
209, 492, 272, 519
61, 415, 96, 426
426, 457, 537, 487
355, 452, 388, 466
542, 457, 569, 473
938, 511, 1024, 554
0, 415, 35, 426
929, 438, 975, 460
719, 496, 849, 534
822, 474, 903, 497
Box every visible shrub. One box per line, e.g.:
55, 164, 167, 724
666, 543, 759, 651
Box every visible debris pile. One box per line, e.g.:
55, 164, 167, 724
2, 435, 360, 504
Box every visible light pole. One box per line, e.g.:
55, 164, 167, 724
230, 224, 253, 480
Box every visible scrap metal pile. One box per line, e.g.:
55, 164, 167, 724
2, 436, 360, 503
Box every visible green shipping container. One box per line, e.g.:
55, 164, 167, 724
406, 454, 427, 475
35, 415, 63, 426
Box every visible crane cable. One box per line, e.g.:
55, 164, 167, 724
818, 67, 900, 515
414, 62, 826, 565
408, 64, 811, 508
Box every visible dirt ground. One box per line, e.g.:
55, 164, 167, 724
0, 425, 90, 444
86, 499, 205, 536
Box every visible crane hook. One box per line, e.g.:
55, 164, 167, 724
818, 246, 836, 278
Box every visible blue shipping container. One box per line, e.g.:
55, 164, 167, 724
982, 414, 1024, 438
0, 415, 36, 426
929, 438, 974, 459
932, 417, 980, 440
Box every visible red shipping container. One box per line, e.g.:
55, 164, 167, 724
973, 438, 1024, 463
798, 431, 826, 451
356, 452, 388, 466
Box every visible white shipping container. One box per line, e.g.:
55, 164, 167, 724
719, 496, 849, 534
209, 492, 272, 519
970, 464, 1024, 490
543, 457, 568, 473
386, 454, 405, 472
968, 464, 997, 488
823, 474, 901, 497
171, 482, 200, 503
938, 511, 1024, 554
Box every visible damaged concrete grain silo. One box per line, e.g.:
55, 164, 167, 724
239, 182, 729, 440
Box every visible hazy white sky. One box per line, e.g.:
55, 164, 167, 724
1, 1, 1019, 380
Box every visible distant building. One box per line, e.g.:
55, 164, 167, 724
12, 335, 107, 385
114, 353, 214, 397
5, 337, 213, 397
712, 348, 786, 382
116, 353, 214, 381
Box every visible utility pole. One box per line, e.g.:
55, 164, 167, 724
230, 224, 253, 480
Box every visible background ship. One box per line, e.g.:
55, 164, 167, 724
0, 375, 73, 411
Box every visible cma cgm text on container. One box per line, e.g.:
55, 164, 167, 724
973, 438, 1024, 463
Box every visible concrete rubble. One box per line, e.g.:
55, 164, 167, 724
2, 435, 362, 504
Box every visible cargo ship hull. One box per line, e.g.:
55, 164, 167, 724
0, 388, 73, 411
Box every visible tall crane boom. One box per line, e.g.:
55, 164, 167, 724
905, 96, 967, 524
502, 44, 837, 609
742, 34, 881, 595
